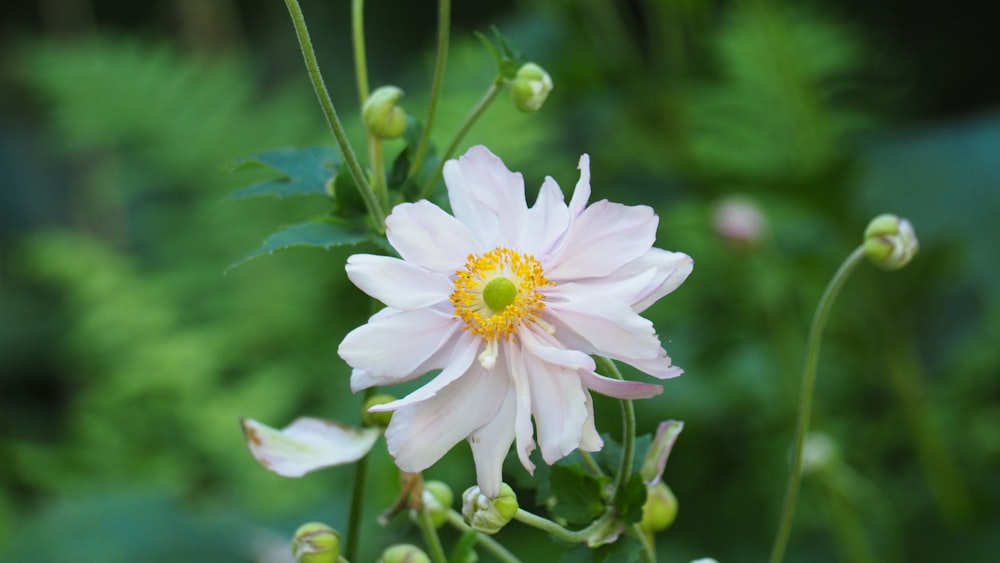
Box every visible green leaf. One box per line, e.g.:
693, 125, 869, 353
556, 534, 643, 563
229, 146, 339, 199
228, 217, 372, 271
550, 464, 608, 525
614, 472, 648, 525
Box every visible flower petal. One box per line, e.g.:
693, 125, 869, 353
525, 353, 588, 464
368, 331, 480, 411
384, 362, 508, 473
241, 417, 379, 477
519, 176, 570, 258
386, 200, 479, 272
546, 297, 662, 360
443, 146, 528, 247
639, 420, 684, 485
346, 254, 453, 310
628, 250, 693, 313
546, 200, 658, 281
503, 340, 537, 474
567, 153, 591, 219
468, 384, 517, 498
578, 369, 663, 399
579, 393, 603, 452
339, 308, 459, 383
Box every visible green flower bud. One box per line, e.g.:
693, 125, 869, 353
363, 86, 408, 139
801, 432, 838, 475
362, 393, 397, 428
422, 480, 454, 528
378, 543, 431, 563
863, 213, 918, 270
461, 483, 518, 534
639, 482, 678, 534
291, 522, 340, 563
510, 63, 553, 113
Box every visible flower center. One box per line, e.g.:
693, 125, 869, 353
450, 247, 549, 345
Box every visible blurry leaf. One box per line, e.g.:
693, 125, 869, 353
229, 217, 373, 270
449, 529, 480, 563
229, 146, 339, 199
476, 26, 526, 80
556, 534, 642, 563
550, 463, 608, 525
331, 165, 370, 218
613, 473, 647, 525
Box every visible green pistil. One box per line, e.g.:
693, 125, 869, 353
483, 277, 517, 312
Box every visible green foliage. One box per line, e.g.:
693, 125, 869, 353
548, 464, 608, 525
229, 217, 375, 270
229, 147, 340, 200
556, 534, 643, 563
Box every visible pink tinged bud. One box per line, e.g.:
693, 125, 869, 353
712, 195, 767, 245
640, 420, 684, 485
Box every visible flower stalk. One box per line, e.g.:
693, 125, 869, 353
768, 245, 866, 563
594, 356, 637, 510
415, 507, 448, 563
409, 0, 451, 180
446, 510, 522, 563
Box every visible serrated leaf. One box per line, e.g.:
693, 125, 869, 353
228, 218, 372, 271
614, 472, 648, 525
550, 464, 607, 525
229, 146, 338, 199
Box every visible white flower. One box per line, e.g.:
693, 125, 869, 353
338, 146, 693, 497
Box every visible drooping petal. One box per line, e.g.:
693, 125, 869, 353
384, 362, 507, 473
339, 308, 459, 382
443, 145, 528, 247
346, 254, 452, 310
368, 331, 480, 411
617, 351, 684, 380
545, 200, 658, 281
468, 384, 518, 498
578, 369, 663, 399
579, 393, 603, 452
386, 200, 479, 273
627, 249, 694, 313
524, 352, 588, 464
503, 340, 537, 474
241, 417, 379, 477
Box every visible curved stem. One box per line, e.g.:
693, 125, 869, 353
351, 0, 369, 106
594, 356, 636, 508
416, 508, 448, 563
408, 0, 450, 179
344, 386, 376, 563
629, 523, 657, 563
419, 81, 503, 198
369, 137, 388, 209
768, 245, 866, 563
513, 508, 615, 543
446, 510, 522, 563
282, 0, 385, 231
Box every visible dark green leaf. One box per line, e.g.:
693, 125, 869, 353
229, 146, 338, 199
614, 473, 648, 525
228, 217, 372, 271
550, 464, 608, 525
331, 164, 369, 218
555, 534, 643, 563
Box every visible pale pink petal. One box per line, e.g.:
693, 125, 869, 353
346, 254, 452, 310
578, 369, 663, 399
368, 331, 480, 411
386, 201, 480, 273
544, 268, 659, 312
546, 298, 662, 360
525, 352, 588, 464
640, 420, 684, 485
503, 340, 537, 474
567, 154, 591, 219
579, 394, 603, 452
443, 146, 527, 247
551, 249, 692, 313
520, 327, 595, 372
519, 176, 570, 258
617, 351, 684, 380
339, 308, 459, 381
546, 200, 658, 281
629, 250, 694, 313
241, 417, 379, 477
385, 363, 508, 473
468, 384, 517, 498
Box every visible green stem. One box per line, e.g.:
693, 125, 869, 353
369, 137, 388, 209
513, 508, 614, 543
580, 451, 607, 479
416, 508, 448, 563
768, 245, 866, 563
408, 0, 450, 180
446, 510, 522, 563
594, 356, 636, 509
344, 386, 376, 563
629, 523, 657, 563
351, 0, 369, 106
420, 81, 503, 198
282, 0, 385, 231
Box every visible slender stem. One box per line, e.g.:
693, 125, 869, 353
629, 523, 657, 563
595, 356, 636, 508
513, 508, 613, 543
416, 508, 448, 563
369, 137, 388, 209
345, 386, 376, 563
282, 0, 385, 230
351, 0, 369, 106
408, 0, 450, 179
419, 81, 503, 198
768, 245, 866, 563
580, 451, 608, 479
446, 510, 522, 563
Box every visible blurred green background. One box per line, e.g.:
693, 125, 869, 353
2, 0, 998, 561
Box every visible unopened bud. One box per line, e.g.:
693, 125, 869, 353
363, 86, 408, 139
510, 63, 553, 113
421, 480, 454, 528
378, 543, 431, 563
864, 214, 918, 270
712, 195, 767, 246
362, 393, 396, 427
291, 522, 340, 563
462, 483, 518, 534
639, 482, 678, 533
801, 432, 838, 475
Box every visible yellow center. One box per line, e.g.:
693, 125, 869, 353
450, 247, 550, 343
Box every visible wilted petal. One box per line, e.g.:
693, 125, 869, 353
241, 417, 379, 477
640, 420, 684, 485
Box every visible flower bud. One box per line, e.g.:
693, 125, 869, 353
712, 195, 767, 247
422, 480, 454, 528
801, 432, 838, 475
291, 522, 340, 563
510, 63, 553, 113
461, 483, 518, 534
363, 86, 407, 139
863, 214, 918, 270
362, 393, 397, 428
378, 543, 431, 563
639, 482, 678, 534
